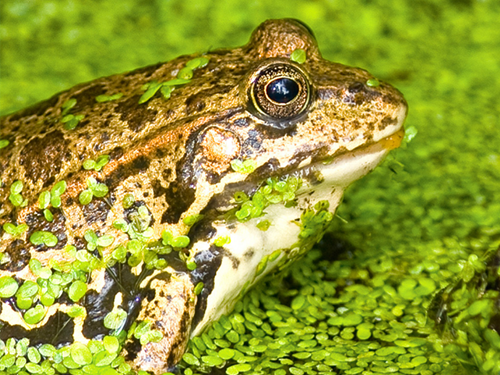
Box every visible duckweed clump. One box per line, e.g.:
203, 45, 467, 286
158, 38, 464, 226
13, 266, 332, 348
233, 176, 302, 222
428, 248, 500, 374
139, 56, 209, 104
0, 335, 134, 375
180, 247, 463, 375
60, 98, 84, 131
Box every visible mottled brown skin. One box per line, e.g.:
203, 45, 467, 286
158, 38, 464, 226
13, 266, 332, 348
0, 19, 407, 373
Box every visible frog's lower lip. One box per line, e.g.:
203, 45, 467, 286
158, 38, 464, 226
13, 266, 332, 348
285, 127, 405, 189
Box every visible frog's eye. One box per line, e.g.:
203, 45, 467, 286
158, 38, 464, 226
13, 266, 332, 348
249, 62, 310, 124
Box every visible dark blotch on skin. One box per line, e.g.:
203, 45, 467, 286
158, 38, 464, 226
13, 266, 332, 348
379, 116, 398, 130
0, 239, 30, 272
254, 122, 297, 139
184, 85, 233, 116
82, 264, 152, 339
105, 155, 151, 190
115, 95, 158, 132
82, 271, 121, 339
152, 179, 167, 198
0, 311, 75, 347
72, 84, 107, 113
185, 94, 206, 116
25, 209, 67, 250
19, 130, 67, 183
343, 82, 382, 105
241, 129, 262, 156
81, 198, 110, 226
132, 155, 150, 171
109, 147, 124, 161
251, 157, 281, 180
348, 82, 365, 93
42, 176, 56, 189
123, 337, 142, 361
234, 118, 250, 127
161, 179, 195, 224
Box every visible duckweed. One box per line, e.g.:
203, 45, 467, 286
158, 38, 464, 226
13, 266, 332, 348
83, 154, 110, 171
214, 235, 231, 247
103, 308, 127, 330
79, 177, 109, 204
179, 247, 464, 374
2, 222, 28, 237
183, 214, 204, 226
0, 276, 19, 298
95, 93, 123, 102
29, 231, 58, 247
230, 159, 257, 174
233, 176, 302, 222
9, 180, 27, 207
0, 139, 9, 149
290, 49, 306, 64
61, 114, 85, 130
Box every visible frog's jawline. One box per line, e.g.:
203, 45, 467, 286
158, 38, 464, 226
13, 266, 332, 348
189, 134, 398, 336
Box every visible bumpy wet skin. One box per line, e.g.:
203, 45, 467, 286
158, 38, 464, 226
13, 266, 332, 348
0, 19, 406, 374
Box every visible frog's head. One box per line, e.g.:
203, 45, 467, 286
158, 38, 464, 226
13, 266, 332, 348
179, 19, 408, 335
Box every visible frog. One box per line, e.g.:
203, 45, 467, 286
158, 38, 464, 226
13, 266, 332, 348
0, 19, 407, 374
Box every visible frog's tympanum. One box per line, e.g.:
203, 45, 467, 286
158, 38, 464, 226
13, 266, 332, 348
0, 19, 407, 374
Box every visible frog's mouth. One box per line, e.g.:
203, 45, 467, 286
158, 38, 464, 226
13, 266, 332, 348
282, 127, 405, 199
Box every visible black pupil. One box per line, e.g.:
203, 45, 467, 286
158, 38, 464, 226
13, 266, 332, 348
266, 78, 299, 104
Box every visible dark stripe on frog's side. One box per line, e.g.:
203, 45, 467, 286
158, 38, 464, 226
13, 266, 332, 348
20, 130, 69, 184
115, 95, 159, 133
104, 155, 152, 190
159, 108, 244, 224
82, 264, 144, 339
82, 251, 188, 339
0, 310, 75, 347
190, 244, 223, 329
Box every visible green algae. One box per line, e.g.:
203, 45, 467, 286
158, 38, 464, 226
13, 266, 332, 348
1, 0, 499, 374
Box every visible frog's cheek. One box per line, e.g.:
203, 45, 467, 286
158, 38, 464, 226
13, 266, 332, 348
197, 127, 241, 176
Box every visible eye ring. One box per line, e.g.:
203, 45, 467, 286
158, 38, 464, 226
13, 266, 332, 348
249, 61, 311, 123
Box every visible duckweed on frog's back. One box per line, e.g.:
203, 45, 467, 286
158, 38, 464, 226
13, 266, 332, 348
0, 19, 407, 374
